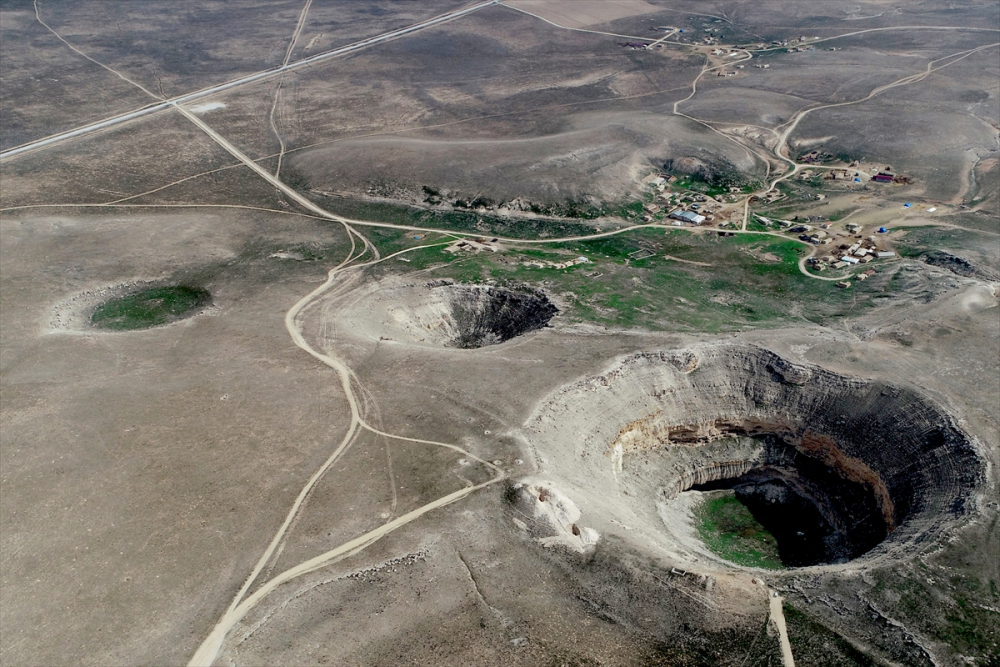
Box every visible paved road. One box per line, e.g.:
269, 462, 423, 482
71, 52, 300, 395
0, 0, 499, 161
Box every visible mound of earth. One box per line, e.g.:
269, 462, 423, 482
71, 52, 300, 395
338, 280, 557, 348
665, 156, 710, 177
525, 345, 983, 569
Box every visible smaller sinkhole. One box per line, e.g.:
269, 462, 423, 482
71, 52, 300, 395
442, 284, 558, 349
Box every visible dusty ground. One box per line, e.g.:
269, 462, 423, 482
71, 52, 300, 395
2, 1, 998, 666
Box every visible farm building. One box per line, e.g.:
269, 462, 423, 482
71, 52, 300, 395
669, 210, 706, 224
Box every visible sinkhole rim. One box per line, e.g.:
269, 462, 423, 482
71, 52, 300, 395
526, 344, 987, 572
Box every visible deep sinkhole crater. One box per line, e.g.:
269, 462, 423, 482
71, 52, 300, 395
350, 280, 558, 349
442, 283, 558, 349
526, 345, 984, 568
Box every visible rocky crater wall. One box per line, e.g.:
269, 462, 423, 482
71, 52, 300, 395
525, 345, 984, 567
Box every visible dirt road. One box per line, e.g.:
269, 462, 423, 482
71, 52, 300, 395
2, 0, 500, 161
187, 236, 505, 666
769, 590, 796, 667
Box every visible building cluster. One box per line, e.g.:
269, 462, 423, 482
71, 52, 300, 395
809, 165, 912, 188
799, 150, 834, 164
664, 192, 723, 225
641, 173, 723, 222
748, 189, 784, 204
669, 209, 706, 225
793, 225, 831, 245
754, 215, 793, 229
806, 226, 897, 274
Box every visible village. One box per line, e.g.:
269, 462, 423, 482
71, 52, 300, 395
635, 170, 907, 289
436, 166, 909, 293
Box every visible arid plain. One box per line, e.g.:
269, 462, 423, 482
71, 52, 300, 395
2, 1, 999, 666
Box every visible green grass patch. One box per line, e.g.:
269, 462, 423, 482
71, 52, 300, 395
91, 285, 211, 331
871, 569, 1000, 662
370, 228, 882, 333
695, 490, 784, 569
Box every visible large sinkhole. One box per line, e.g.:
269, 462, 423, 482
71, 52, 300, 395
348, 280, 558, 348
687, 434, 894, 567
525, 345, 984, 569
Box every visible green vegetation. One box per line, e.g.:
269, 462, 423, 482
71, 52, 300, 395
614, 199, 647, 220
362, 226, 451, 257
647, 622, 780, 666
91, 285, 211, 331
315, 194, 601, 240
869, 566, 1000, 664
836, 151, 863, 164
894, 225, 998, 269
371, 228, 877, 333
695, 490, 784, 569
665, 172, 761, 199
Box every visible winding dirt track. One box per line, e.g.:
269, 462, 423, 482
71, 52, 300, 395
178, 69, 511, 666
181, 27, 1000, 661
765, 41, 1000, 194
32, 0, 163, 101
188, 234, 504, 666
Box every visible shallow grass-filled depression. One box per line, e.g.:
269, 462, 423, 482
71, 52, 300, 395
90, 285, 211, 331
